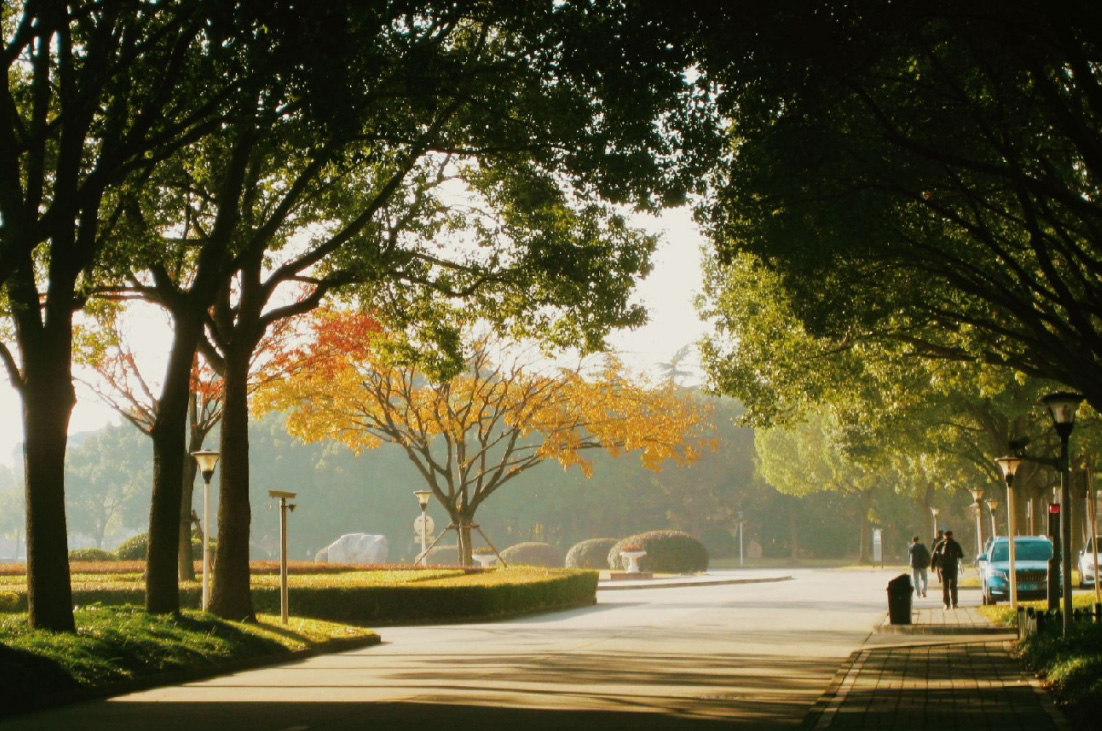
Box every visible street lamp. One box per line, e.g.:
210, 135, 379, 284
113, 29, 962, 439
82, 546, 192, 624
969, 487, 985, 558
1043, 391, 1084, 636
190, 450, 220, 611
994, 455, 1022, 608
987, 497, 999, 539
929, 506, 939, 540
268, 490, 297, 624
737, 510, 745, 567
414, 490, 432, 566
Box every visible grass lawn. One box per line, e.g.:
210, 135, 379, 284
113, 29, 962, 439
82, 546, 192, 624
0, 606, 378, 716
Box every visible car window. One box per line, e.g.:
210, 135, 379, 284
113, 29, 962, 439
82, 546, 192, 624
990, 541, 1053, 561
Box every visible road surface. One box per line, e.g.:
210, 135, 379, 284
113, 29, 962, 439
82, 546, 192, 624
0, 568, 906, 730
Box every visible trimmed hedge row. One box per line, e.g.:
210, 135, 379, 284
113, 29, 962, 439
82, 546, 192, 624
0, 568, 599, 625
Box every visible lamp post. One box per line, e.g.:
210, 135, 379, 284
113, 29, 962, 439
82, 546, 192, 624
737, 510, 744, 567
190, 450, 220, 611
995, 456, 1022, 608
970, 488, 985, 558
268, 490, 297, 624
1043, 391, 1084, 637
987, 498, 999, 539
414, 490, 431, 566
929, 506, 939, 540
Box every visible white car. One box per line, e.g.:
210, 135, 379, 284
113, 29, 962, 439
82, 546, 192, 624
1079, 536, 1100, 588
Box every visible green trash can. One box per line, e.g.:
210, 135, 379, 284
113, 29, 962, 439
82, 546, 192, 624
887, 574, 913, 625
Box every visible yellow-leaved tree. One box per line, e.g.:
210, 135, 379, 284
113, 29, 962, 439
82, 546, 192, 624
254, 309, 714, 565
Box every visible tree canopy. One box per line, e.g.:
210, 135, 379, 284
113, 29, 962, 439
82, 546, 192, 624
693, 2, 1102, 411
255, 311, 713, 563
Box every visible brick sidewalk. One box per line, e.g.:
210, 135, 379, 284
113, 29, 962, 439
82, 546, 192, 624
803, 606, 1070, 730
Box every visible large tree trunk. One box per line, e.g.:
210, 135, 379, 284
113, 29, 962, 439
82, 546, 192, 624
12, 258, 78, 631
209, 349, 255, 621
146, 315, 205, 613
788, 499, 800, 565
457, 518, 473, 566
21, 348, 76, 632
858, 489, 873, 565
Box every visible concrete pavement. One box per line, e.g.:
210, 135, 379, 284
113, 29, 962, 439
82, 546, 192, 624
604, 573, 1071, 730
0, 570, 1075, 730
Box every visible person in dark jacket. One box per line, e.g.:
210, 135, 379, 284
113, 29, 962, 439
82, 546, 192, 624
930, 528, 946, 583
932, 530, 964, 609
908, 535, 931, 598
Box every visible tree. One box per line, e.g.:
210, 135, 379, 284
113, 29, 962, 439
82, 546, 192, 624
691, 3, 1102, 413
0, 1, 282, 630
255, 313, 712, 565
104, 2, 719, 621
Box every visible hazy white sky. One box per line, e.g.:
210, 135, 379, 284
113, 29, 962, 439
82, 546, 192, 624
0, 207, 710, 468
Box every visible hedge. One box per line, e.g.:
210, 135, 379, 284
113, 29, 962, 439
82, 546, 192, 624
565, 538, 618, 569
608, 530, 709, 573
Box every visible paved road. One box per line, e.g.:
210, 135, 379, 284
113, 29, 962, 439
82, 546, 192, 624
0, 569, 923, 730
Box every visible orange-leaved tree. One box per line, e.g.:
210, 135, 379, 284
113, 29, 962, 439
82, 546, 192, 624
254, 310, 714, 565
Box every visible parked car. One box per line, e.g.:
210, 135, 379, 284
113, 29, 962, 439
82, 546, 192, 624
1079, 535, 1100, 588
978, 536, 1054, 605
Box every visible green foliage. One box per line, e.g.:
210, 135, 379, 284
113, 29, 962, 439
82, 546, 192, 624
565, 538, 618, 569
68, 548, 116, 562
114, 533, 148, 561
609, 531, 709, 573
1018, 620, 1102, 727
0, 592, 20, 613
251, 568, 596, 625
114, 532, 206, 561
499, 542, 564, 568
0, 606, 361, 716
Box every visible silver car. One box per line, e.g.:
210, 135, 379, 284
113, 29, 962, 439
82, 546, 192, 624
1080, 536, 1100, 588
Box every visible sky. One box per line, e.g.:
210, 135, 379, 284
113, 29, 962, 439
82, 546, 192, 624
0, 207, 711, 468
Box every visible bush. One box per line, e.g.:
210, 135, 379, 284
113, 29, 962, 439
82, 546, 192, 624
114, 531, 207, 561
500, 542, 563, 568
114, 533, 148, 560
608, 530, 709, 573
68, 548, 116, 562
565, 538, 618, 569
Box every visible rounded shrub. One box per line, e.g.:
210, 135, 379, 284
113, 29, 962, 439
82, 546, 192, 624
565, 538, 618, 569
608, 530, 709, 573
115, 533, 148, 560
500, 541, 563, 568
115, 531, 206, 561
68, 548, 116, 562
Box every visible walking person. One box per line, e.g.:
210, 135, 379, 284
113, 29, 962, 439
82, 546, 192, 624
930, 528, 946, 584
908, 535, 930, 598
932, 529, 964, 609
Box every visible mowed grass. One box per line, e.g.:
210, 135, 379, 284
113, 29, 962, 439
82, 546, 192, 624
0, 606, 377, 714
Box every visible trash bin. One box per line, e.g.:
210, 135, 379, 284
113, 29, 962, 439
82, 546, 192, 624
887, 574, 912, 625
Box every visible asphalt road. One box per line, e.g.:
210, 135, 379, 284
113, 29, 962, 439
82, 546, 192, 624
0, 568, 902, 730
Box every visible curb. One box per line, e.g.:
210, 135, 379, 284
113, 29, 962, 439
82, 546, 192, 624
597, 574, 793, 591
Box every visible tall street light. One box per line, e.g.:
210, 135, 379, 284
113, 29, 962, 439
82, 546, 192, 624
191, 450, 220, 612
994, 456, 1022, 608
929, 506, 939, 540
414, 490, 432, 566
987, 498, 1000, 539
1043, 391, 1084, 637
969, 488, 985, 558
